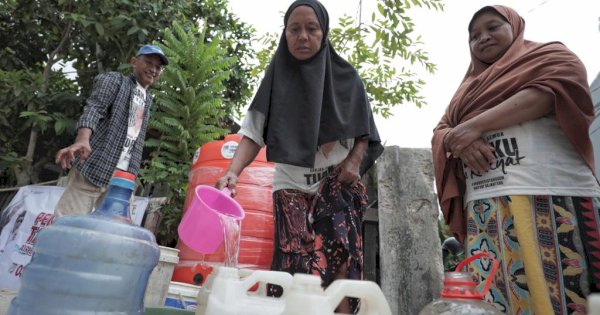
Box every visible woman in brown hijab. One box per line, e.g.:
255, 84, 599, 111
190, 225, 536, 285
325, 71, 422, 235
432, 5, 600, 314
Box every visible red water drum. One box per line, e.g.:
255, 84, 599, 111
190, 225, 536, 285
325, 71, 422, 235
173, 134, 275, 285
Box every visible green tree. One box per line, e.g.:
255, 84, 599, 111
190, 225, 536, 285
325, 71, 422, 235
0, 0, 255, 187
66, 0, 255, 111
140, 21, 236, 246
0, 0, 78, 185
65, 0, 191, 93
186, 0, 258, 115
0, 70, 80, 184
254, 0, 444, 117
0, 0, 71, 72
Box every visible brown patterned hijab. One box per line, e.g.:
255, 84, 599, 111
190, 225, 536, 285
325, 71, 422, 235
431, 5, 595, 241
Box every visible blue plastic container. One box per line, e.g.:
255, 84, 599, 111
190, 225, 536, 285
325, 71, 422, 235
8, 171, 160, 315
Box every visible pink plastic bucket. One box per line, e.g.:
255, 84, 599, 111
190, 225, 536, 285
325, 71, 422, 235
178, 185, 245, 254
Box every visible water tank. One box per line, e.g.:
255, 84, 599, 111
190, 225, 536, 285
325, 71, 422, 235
172, 134, 275, 285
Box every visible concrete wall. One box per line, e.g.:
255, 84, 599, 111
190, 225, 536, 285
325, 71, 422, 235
375, 147, 443, 315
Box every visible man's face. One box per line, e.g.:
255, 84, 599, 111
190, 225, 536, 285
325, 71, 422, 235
131, 54, 164, 89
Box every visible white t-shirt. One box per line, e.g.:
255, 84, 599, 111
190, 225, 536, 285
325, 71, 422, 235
463, 115, 600, 203
117, 82, 146, 170
239, 110, 353, 194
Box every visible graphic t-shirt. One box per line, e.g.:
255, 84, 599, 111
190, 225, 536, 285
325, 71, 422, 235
463, 115, 600, 203
239, 110, 353, 194
116, 82, 146, 170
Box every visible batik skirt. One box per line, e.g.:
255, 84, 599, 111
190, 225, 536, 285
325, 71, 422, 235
465, 195, 600, 315
268, 172, 367, 312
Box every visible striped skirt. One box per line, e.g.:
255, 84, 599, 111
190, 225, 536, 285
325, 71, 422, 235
465, 195, 600, 314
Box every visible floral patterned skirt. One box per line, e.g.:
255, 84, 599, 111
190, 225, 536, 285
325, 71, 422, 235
465, 195, 600, 314
268, 172, 367, 312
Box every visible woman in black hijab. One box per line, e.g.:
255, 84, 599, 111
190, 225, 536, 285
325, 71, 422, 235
216, 0, 383, 312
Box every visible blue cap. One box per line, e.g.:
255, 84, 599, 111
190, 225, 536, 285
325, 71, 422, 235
136, 44, 169, 66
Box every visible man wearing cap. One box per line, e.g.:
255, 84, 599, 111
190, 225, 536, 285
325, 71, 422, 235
54, 44, 169, 217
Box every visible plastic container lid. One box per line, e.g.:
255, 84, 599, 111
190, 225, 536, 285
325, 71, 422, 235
114, 170, 136, 181
110, 171, 136, 190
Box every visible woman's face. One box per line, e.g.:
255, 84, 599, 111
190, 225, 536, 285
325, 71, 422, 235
469, 11, 513, 64
285, 5, 323, 60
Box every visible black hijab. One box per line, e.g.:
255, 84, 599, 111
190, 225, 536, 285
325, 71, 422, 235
248, 0, 383, 174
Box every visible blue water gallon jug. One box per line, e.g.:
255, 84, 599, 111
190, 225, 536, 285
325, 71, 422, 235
8, 170, 160, 315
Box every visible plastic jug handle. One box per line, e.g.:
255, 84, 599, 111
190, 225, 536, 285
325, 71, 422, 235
454, 252, 499, 299
242, 270, 294, 296
177, 292, 188, 309
324, 280, 392, 315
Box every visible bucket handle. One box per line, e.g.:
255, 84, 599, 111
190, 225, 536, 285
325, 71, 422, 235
221, 187, 231, 197
453, 252, 499, 299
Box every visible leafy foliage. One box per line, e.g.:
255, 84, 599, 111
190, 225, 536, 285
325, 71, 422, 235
254, 0, 444, 118
65, 0, 255, 111
0, 69, 80, 183
0, 0, 79, 184
65, 0, 191, 94
139, 21, 235, 245
0, 0, 255, 187
186, 0, 258, 114
0, 0, 71, 72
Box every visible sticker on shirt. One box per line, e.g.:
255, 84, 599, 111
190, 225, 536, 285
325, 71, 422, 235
464, 131, 526, 191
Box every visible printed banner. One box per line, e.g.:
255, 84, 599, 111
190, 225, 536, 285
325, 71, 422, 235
0, 185, 149, 290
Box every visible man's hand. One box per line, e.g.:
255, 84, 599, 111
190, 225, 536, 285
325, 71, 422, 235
55, 140, 91, 169
56, 128, 93, 169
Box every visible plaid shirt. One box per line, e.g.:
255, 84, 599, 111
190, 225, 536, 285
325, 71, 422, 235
73, 72, 153, 187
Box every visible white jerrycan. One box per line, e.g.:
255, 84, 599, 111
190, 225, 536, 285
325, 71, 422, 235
196, 266, 293, 315
282, 273, 392, 315
589, 293, 600, 315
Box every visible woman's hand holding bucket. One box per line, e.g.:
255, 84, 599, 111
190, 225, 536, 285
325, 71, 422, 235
215, 136, 263, 198
177, 185, 245, 254
215, 171, 238, 197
